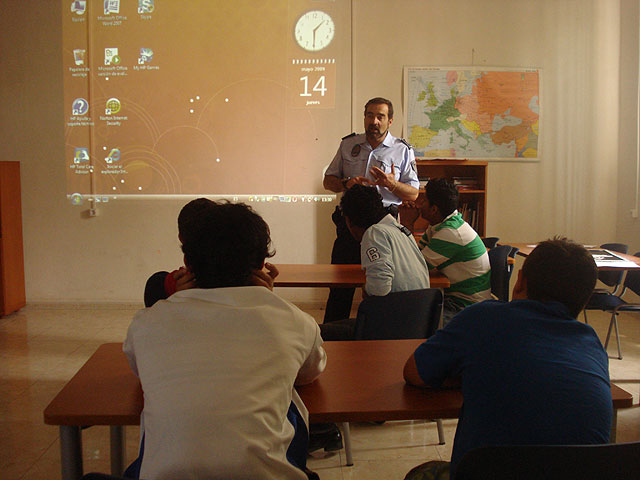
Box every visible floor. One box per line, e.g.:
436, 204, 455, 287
1, 302, 639, 480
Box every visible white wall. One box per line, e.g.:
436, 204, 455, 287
0, 0, 634, 304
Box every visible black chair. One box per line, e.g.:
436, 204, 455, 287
583, 253, 640, 360
583, 243, 629, 326
454, 442, 640, 480
488, 245, 512, 302
481, 237, 500, 249
354, 288, 443, 340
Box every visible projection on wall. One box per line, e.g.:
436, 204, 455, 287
63, 0, 351, 204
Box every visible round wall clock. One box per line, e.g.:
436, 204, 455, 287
294, 10, 335, 52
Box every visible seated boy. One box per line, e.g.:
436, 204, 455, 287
403, 238, 612, 479
319, 185, 430, 341
125, 200, 327, 480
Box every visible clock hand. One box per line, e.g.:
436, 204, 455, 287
312, 21, 324, 49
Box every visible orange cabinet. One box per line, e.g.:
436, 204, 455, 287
0, 162, 26, 315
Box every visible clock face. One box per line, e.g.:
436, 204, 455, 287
294, 10, 335, 52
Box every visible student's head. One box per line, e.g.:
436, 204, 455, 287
364, 97, 393, 145
181, 201, 275, 288
340, 185, 387, 242
421, 178, 459, 224
177, 198, 215, 242
515, 237, 597, 318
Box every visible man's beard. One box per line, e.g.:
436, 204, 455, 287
366, 126, 386, 141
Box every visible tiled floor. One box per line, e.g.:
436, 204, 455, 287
1, 302, 639, 480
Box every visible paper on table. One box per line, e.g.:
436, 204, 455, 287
588, 249, 640, 269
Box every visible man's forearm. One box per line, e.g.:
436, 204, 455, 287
390, 181, 419, 201
323, 175, 345, 193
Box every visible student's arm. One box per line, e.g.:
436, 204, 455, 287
403, 353, 426, 386
402, 313, 468, 388
361, 228, 394, 296
295, 323, 327, 386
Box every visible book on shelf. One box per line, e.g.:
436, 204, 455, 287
452, 176, 480, 191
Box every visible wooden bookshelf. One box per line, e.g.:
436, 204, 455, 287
399, 159, 487, 237
0, 162, 26, 316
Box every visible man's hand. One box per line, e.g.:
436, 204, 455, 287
249, 262, 279, 290
369, 164, 397, 190
173, 267, 196, 292
345, 176, 371, 189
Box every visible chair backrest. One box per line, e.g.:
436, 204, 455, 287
623, 252, 640, 297
354, 288, 443, 340
488, 245, 512, 302
481, 237, 499, 249
454, 442, 640, 480
598, 243, 629, 288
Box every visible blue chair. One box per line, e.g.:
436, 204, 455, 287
488, 245, 512, 302
583, 243, 629, 327
454, 442, 640, 480
481, 236, 500, 249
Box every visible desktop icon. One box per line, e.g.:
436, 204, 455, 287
70, 1, 86, 15
104, 0, 120, 15
70, 193, 84, 205
72, 98, 89, 115
138, 48, 154, 64
105, 98, 121, 115
138, 0, 154, 14
73, 49, 86, 65
104, 48, 120, 65
74, 148, 90, 163
105, 148, 121, 163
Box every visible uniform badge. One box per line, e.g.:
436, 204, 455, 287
351, 144, 361, 157
366, 247, 380, 262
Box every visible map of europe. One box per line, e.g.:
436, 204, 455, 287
405, 68, 540, 159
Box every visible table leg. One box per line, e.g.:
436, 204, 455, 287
611, 409, 618, 443
60, 426, 83, 480
110, 426, 126, 475
341, 422, 353, 466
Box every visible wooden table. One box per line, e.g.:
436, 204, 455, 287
44, 341, 632, 480
504, 243, 640, 271
273, 264, 450, 289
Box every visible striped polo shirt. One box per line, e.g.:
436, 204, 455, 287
418, 211, 491, 308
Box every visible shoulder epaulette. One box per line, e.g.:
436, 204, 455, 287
395, 224, 413, 237
399, 138, 413, 148
342, 132, 356, 140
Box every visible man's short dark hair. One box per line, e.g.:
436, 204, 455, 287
425, 178, 459, 218
178, 198, 215, 240
522, 237, 598, 318
181, 201, 274, 288
340, 185, 387, 230
364, 97, 394, 119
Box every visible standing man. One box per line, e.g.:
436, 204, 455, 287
323, 97, 420, 322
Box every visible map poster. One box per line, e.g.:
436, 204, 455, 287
403, 66, 541, 160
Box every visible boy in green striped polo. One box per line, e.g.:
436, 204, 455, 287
418, 178, 491, 326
